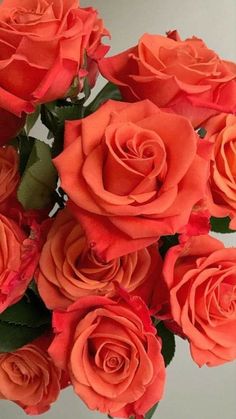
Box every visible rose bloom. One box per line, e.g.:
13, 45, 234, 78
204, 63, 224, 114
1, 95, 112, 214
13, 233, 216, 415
0, 110, 25, 146
49, 296, 165, 418
162, 235, 236, 366
99, 31, 236, 127
54, 99, 211, 260
0, 336, 62, 415
0, 146, 19, 208
37, 208, 162, 310
0, 0, 109, 118
0, 214, 40, 313
204, 113, 236, 230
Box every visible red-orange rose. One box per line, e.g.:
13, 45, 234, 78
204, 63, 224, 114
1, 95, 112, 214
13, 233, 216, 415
204, 113, 236, 230
0, 110, 25, 146
37, 208, 162, 310
162, 235, 236, 366
0, 0, 109, 117
0, 214, 41, 313
0, 146, 19, 208
54, 99, 211, 260
99, 31, 236, 127
49, 296, 166, 418
0, 336, 61, 415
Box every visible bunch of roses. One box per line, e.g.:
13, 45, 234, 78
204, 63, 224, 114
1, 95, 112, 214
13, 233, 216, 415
0, 0, 235, 418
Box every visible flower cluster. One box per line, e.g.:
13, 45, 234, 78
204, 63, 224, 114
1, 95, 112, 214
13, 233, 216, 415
0, 1, 235, 418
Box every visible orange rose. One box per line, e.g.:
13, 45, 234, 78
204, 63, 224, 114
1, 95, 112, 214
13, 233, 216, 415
37, 208, 162, 310
0, 146, 19, 208
204, 113, 236, 229
0, 214, 40, 313
54, 99, 211, 260
99, 31, 236, 127
49, 296, 166, 418
0, 336, 61, 415
162, 235, 236, 366
0, 0, 109, 117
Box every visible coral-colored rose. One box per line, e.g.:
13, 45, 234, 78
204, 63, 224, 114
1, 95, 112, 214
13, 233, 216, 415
49, 296, 165, 418
0, 110, 25, 146
0, 146, 19, 207
37, 208, 162, 310
0, 0, 109, 117
0, 214, 41, 313
0, 336, 61, 415
204, 113, 236, 230
54, 99, 211, 260
162, 235, 236, 366
99, 31, 236, 127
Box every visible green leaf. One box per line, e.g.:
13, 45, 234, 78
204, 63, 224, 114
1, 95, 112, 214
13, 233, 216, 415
66, 76, 80, 100
51, 103, 84, 157
83, 76, 91, 102
26, 106, 41, 135
145, 403, 159, 419
0, 292, 51, 353
41, 101, 84, 157
197, 127, 207, 139
28, 280, 40, 296
17, 139, 57, 210
159, 234, 179, 258
210, 216, 235, 233
129, 404, 159, 419
0, 292, 51, 328
41, 101, 84, 133
0, 321, 48, 353
85, 82, 122, 115
17, 134, 35, 176
55, 103, 84, 125
40, 102, 59, 137
156, 322, 176, 367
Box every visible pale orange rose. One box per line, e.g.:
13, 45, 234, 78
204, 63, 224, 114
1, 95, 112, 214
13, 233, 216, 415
204, 113, 236, 229
0, 336, 61, 415
0, 146, 19, 208
162, 235, 236, 366
37, 208, 162, 310
49, 296, 166, 418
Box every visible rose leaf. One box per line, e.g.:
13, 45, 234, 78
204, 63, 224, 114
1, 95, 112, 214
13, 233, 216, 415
84, 82, 122, 115
17, 139, 57, 210
0, 291, 51, 328
0, 321, 48, 353
210, 216, 235, 234
156, 321, 176, 367
145, 403, 159, 419
26, 106, 41, 135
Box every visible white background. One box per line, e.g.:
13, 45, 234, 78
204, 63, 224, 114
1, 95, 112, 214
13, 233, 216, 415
1, 1, 236, 419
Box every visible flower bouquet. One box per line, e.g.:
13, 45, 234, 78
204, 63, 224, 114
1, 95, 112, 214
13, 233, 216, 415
0, 0, 235, 418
